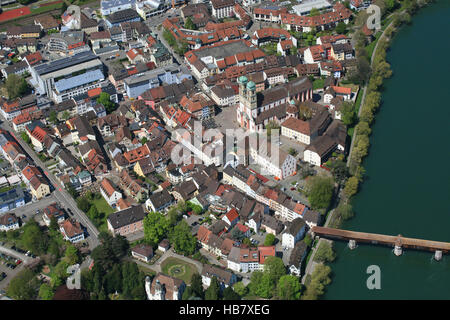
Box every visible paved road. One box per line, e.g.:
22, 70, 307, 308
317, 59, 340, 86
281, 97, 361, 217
0, 121, 100, 249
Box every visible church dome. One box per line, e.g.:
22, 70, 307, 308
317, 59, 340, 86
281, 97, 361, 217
238, 76, 248, 85
246, 81, 256, 91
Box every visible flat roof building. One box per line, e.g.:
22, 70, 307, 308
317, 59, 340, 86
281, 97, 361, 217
30, 51, 103, 99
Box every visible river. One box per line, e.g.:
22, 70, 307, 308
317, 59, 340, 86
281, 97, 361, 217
324, 1, 450, 299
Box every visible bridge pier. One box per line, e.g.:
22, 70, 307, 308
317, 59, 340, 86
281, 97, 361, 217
434, 250, 442, 261
348, 239, 357, 250
393, 245, 402, 256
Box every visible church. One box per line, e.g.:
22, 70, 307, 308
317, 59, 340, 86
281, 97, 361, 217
236, 75, 313, 132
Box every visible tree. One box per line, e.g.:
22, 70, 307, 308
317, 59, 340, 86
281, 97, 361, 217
104, 264, 123, 294
88, 205, 100, 221
163, 28, 177, 47
21, 131, 31, 144
253, 273, 275, 299
343, 176, 359, 199
49, 111, 58, 124
303, 234, 313, 247
233, 282, 248, 296
205, 277, 220, 300
328, 159, 348, 185
340, 101, 356, 126
121, 261, 146, 300
65, 183, 78, 198
22, 220, 48, 255
264, 233, 276, 246
96, 92, 116, 113
64, 244, 80, 265
335, 22, 347, 34
62, 111, 71, 121
7, 268, 40, 300
335, 203, 354, 221
5, 74, 29, 99
49, 216, 59, 233
190, 273, 204, 299
38, 283, 54, 300
309, 8, 320, 16
231, 228, 245, 241
182, 286, 195, 300
315, 241, 336, 263
76, 197, 90, 212
288, 148, 298, 156
299, 103, 313, 120
52, 260, 70, 287
276, 275, 302, 300
223, 286, 241, 300
169, 220, 197, 255
350, 57, 371, 85
264, 256, 286, 283
302, 264, 331, 300
143, 212, 170, 246
184, 17, 196, 30
265, 121, 280, 138
305, 176, 335, 210
290, 46, 298, 56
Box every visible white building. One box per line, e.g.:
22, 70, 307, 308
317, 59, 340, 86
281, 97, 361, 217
211, 0, 235, 19
292, 0, 332, 16
282, 218, 306, 249
99, 178, 122, 207
145, 273, 185, 300
250, 143, 296, 180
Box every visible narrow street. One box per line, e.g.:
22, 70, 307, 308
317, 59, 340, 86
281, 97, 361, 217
0, 120, 100, 249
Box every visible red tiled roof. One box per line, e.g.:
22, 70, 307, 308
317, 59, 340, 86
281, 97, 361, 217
87, 87, 102, 98
331, 86, 351, 95
100, 178, 117, 198
225, 208, 239, 223
258, 245, 276, 264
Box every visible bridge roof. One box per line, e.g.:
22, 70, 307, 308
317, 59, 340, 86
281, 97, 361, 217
312, 227, 450, 251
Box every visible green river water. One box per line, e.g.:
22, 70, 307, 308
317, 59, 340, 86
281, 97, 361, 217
324, 1, 450, 299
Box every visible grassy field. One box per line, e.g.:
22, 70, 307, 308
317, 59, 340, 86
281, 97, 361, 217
88, 196, 114, 232
313, 78, 325, 90
160, 257, 197, 284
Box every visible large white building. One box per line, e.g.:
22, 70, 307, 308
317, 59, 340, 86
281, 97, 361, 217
30, 51, 104, 102
249, 142, 296, 180
101, 0, 136, 15
227, 246, 275, 273
292, 0, 332, 16
210, 0, 235, 19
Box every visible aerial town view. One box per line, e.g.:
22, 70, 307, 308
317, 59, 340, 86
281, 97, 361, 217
0, 0, 447, 307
